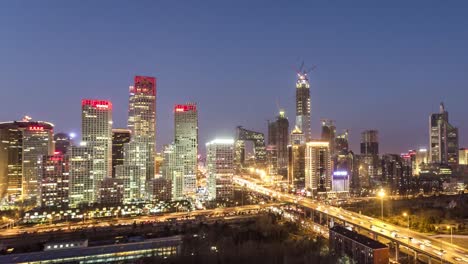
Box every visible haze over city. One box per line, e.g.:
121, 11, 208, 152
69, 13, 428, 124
1, 0, 467, 154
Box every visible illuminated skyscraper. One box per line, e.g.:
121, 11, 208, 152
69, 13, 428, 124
116, 76, 156, 203
268, 110, 289, 176
81, 99, 113, 200
127, 76, 156, 180
39, 153, 69, 208
206, 139, 234, 201
305, 141, 332, 195
0, 120, 54, 202
429, 103, 459, 165
295, 70, 311, 141
174, 103, 198, 196
68, 145, 93, 207
111, 129, 131, 177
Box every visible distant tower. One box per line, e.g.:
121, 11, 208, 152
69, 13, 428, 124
81, 99, 113, 199
429, 103, 459, 165
268, 109, 289, 176
128, 76, 156, 180
206, 139, 234, 201
295, 67, 312, 141
335, 130, 349, 154
174, 103, 198, 197
115, 76, 156, 203
360, 130, 379, 155
321, 119, 336, 156
54, 133, 72, 154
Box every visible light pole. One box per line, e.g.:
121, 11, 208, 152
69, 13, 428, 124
447, 225, 453, 245
403, 212, 410, 230
378, 189, 385, 220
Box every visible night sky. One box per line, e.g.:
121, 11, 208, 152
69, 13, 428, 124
1, 1, 467, 155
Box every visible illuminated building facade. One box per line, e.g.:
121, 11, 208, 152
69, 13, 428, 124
98, 177, 124, 205
174, 103, 198, 196
288, 127, 306, 190
116, 76, 157, 203
305, 141, 332, 194
268, 110, 289, 176
147, 177, 172, 202
39, 153, 69, 208
321, 120, 336, 156
459, 148, 468, 165
295, 70, 311, 141
127, 76, 156, 180
429, 103, 459, 165
161, 143, 184, 200
235, 126, 266, 169
0, 120, 54, 202
332, 171, 349, 193
381, 154, 411, 195
206, 139, 234, 201
111, 129, 131, 177
81, 99, 113, 197
414, 148, 428, 175
287, 144, 305, 190
68, 145, 93, 207
54, 132, 72, 154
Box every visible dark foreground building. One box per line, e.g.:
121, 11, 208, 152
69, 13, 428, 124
330, 225, 389, 264
0, 235, 182, 264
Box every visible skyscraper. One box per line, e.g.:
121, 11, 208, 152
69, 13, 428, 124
360, 130, 379, 155
206, 139, 234, 201
39, 153, 69, 208
111, 129, 131, 177
268, 110, 289, 176
305, 141, 332, 195
295, 70, 311, 141
174, 103, 198, 196
127, 76, 156, 180
429, 103, 459, 165
54, 133, 72, 154
335, 130, 349, 154
0, 119, 54, 202
321, 119, 336, 156
68, 145, 93, 207
81, 99, 113, 193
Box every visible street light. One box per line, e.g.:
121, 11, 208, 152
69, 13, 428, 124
403, 212, 410, 230
447, 225, 453, 245
378, 189, 385, 220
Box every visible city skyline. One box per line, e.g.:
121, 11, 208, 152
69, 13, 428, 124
1, 1, 468, 155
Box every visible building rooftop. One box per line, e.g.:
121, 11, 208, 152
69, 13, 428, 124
330, 225, 388, 250
0, 235, 182, 263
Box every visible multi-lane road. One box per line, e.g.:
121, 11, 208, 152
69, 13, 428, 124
234, 175, 468, 264
0, 203, 278, 238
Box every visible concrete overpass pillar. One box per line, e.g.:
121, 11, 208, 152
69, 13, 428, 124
427, 256, 431, 264
394, 242, 399, 262
319, 213, 322, 225
413, 251, 417, 264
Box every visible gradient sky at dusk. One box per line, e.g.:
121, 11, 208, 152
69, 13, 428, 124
1, 1, 467, 154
